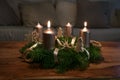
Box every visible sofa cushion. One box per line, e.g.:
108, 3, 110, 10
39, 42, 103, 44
111, 9, 120, 27
116, 9, 120, 26
0, 0, 20, 26
76, 0, 110, 28
56, 0, 77, 26
20, 2, 58, 27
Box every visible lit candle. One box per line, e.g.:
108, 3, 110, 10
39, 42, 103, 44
65, 22, 72, 37
80, 21, 90, 48
43, 20, 55, 50
35, 22, 43, 40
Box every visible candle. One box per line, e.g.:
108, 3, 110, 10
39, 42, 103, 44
43, 20, 55, 50
65, 22, 72, 37
35, 22, 43, 40
80, 21, 90, 48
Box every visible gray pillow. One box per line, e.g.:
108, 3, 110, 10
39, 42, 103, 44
0, 0, 20, 26
76, 0, 110, 28
20, 2, 58, 27
56, 0, 77, 26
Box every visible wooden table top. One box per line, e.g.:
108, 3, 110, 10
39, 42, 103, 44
0, 41, 120, 80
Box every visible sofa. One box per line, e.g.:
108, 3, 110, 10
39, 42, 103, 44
0, 0, 120, 41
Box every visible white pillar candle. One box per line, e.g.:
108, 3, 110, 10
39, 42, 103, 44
43, 20, 55, 50
35, 22, 43, 40
80, 21, 90, 48
65, 22, 72, 37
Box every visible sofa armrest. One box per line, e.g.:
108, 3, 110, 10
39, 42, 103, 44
73, 28, 120, 41
0, 26, 32, 41
0, 26, 120, 41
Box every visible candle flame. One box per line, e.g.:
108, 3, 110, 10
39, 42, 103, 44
47, 20, 51, 28
84, 21, 87, 27
66, 22, 72, 27
36, 22, 42, 28
82, 21, 88, 32
82, 26, 88, 32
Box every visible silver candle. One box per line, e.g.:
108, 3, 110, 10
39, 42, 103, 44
80, 21, 90, 48
35, 23, 43, 41
65, 22, 72, 37
43, 20, 55, 50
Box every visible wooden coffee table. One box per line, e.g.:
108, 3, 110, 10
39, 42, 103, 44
0, 41, 120, 80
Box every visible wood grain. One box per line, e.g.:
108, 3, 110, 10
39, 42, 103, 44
0, 41, 120, 80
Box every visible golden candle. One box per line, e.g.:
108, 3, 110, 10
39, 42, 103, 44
43, 20, 55, 50
81, 21, 90, 48
35, 22, 43, 40
65, 22, 72, 37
